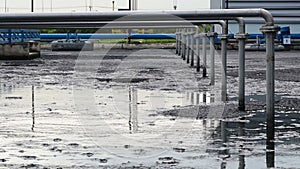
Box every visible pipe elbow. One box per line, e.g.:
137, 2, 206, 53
235, 17, 245, 33
259, 8, 274, 26
218, 20, 226, 28
235, 17, 245, 26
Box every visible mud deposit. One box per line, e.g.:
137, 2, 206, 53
0, 49, 299, 168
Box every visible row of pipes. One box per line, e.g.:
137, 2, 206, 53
176, 25, 214, 81
175, 19, 248, 111
175, 19, 279, 168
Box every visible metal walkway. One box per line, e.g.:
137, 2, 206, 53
0, 29, 40, 44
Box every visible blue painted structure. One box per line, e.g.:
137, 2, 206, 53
41, 33, 300, 41
0, 29, 40, 44
40, 26, 300, 46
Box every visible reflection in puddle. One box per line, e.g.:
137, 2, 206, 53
31, 85, 35, 132
0, 85, 299, 168
129, 87, 138, 133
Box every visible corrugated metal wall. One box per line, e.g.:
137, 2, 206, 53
218, 0, 300, 33
228, 0, 300, 24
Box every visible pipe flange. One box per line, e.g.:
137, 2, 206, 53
234, 33, 249, 39
207, 32, 217, 37
260, 25, 280, 34
220, 34, 229, 40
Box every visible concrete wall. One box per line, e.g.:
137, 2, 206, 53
0, 42, 40, 60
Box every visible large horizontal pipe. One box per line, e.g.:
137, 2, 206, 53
40, 33, 176, 39
229, 18, 300, 24
0, 20, 224, 29
0, 9, 274, 26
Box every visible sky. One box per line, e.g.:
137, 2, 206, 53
0, 0, 210, 13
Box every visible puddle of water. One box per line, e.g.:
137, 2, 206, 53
0, 84, 299, 168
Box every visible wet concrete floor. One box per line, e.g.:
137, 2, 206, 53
0, 49, 299, 168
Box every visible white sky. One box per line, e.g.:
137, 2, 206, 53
0, 0, 210, 13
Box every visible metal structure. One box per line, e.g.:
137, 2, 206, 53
227, 0, 300, 23
221, 0, 300, 34
0, 29, 40, 44
0, 9, 278, 168
31, 0, 34, 12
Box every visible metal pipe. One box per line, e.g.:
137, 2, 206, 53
178, 28, 182, 56
260, 25, 280, 168
220, 24, 228, 102
266, 31, 275, 168
31, 0, 34, 12
182, 29, 186, 60
178, 29, 182, 56
181, 31, 184, 59
186, 31, 190, 64
190, 32, 193, 66
202, 24, 207, 77
209, 24, 216, 85
0, 9, 274, 25
234, 17, 247, 111
194, 21, 226, 76
4, 0, 7, 13
190, 27, 198, 67
175, 29, 179, 54
196, 28, 200, 72
112, 1, 115, 11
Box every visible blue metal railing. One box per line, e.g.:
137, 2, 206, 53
0, 29, 40, 44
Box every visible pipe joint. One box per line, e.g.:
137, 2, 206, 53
234, 33, 249, 39
260, 25, 280, 34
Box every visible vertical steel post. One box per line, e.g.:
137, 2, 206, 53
4, 0, 7, 12
181, 29, 184, 59
238, 36, 246, 110
220, 32, 228, 102
202, 24, 207, 77
260, 25, 280, 168
190, 29, 196, 67
178, 29, 182, 56
186, 30, 190, 64
31, 0, 34, 12
112, 1, 115, 11
182, 29, 186, 60
209, 24, 216, 85
196, 28, 200, 72
175, 29, 179, 54
51, 0, 53, 12
234, 18, 247, 111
